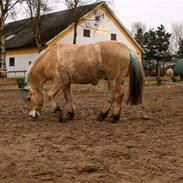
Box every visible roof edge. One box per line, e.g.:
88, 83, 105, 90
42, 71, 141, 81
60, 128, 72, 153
101, 2, 143, 52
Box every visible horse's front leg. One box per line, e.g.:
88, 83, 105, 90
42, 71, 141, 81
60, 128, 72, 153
63, 84, 75, 120
47, 81, 64, 121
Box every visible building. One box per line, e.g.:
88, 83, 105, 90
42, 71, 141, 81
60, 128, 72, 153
5, 2, 142, 78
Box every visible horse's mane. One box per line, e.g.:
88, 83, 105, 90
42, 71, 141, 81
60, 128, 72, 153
25, 48, 50, 83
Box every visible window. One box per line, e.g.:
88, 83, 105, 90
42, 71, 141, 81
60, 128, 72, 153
9, 57, 15, 66
111, 33, 117, 41
0, 62, 5, 67
83, 29, 90, 37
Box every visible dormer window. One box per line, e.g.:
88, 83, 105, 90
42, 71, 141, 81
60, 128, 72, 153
83, 29, 90, 37
111, 33, 117, 41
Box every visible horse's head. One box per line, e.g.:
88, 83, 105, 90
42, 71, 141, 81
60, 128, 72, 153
21, 86, 44, 119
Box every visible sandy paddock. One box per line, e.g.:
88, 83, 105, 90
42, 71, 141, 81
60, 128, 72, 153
0, 81, 183, 183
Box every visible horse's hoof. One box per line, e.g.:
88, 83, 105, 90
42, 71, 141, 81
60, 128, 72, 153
97, 112, 108, 121
54, 107, 62, 113
111, 115, 120, 123
65, 111, 75, 120
56, 110, 64, 122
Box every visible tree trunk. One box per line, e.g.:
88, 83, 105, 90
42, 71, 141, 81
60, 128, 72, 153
35, 23, 42, 52
32, 17, 43, 53
148, 62, 150, 76
156, 60, 161, 84
35, 34, 42, 52
156, 61, 158, 76
0, 17, 6, 76
36, 0, 42, 52
163, 61, 166, 76
73, 20, 78, 44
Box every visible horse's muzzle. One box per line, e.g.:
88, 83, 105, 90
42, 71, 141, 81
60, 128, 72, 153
29, 110, 40, 119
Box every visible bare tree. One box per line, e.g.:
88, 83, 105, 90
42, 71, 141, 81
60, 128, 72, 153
62, 0, 106, 44
131, 21, 146, 37
171, 22, 183, 54
0, 0, 21, 75
64, 0, 86, 44
24, 0, 50, 52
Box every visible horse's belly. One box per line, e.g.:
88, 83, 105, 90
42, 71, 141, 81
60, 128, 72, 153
69, 67, 104, 84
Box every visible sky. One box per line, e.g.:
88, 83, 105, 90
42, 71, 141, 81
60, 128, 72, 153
48, 0, 183, 33
14, 0, 183, 33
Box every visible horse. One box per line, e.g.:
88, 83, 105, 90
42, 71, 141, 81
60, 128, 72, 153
21, 41, 144, 123
166, 67, 174, 81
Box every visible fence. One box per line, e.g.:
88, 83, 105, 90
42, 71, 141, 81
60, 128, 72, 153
4, 70, 27, 78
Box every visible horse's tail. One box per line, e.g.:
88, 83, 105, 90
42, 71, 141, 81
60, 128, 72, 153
127, 49, 144, 105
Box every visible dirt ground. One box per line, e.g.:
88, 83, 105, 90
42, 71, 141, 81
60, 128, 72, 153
0, 81, 183, 183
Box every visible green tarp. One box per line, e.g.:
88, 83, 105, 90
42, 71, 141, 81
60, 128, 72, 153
17, 78, 26, 88
174, 59, 183, 79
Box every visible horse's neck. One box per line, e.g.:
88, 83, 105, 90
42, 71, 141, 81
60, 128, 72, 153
28, 65, 46, 91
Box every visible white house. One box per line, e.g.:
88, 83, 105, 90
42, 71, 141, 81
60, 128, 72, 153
5, 2, 142, 78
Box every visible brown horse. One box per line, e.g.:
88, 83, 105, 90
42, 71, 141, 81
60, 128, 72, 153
22, 41, 144, 122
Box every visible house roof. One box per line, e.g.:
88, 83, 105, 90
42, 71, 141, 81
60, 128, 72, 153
5, 3, 101, 49
5, 2, 142, 53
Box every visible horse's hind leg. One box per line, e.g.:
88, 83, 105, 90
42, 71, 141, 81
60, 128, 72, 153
63, 84, 75, 120
112, 78, 124, 123
97, 81, 115, 121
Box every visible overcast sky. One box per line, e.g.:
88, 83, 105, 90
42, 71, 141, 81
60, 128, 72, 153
48, 0, 183, 33
15, 0, 183, 33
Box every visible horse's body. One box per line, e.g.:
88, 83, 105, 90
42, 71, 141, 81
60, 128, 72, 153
23, 41, 144, 122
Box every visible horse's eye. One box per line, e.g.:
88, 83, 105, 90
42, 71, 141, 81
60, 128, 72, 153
27, 97, 31, 102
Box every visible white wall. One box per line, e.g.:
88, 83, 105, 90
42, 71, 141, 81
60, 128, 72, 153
6, 53, 39, 78
57, 9, 136, 52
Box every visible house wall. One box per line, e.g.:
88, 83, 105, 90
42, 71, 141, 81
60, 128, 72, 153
6, 52, 39, 78
6, 6, 141, 78
56, 8, 141, 58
